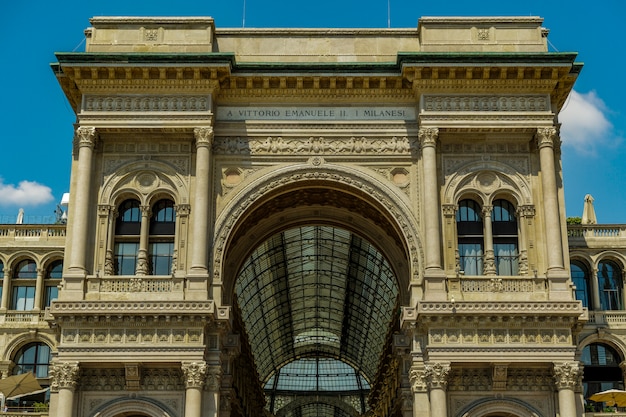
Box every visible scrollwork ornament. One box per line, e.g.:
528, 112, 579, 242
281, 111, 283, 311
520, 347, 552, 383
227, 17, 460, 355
194, 127, 214, 148
536, 127, 558, 149
553, 362, 583, 390
418, 127, 439, 148
75, 126, 98, 149
425, 362, 451, 390
181, 361, 207, 389
49, 361, 80, 392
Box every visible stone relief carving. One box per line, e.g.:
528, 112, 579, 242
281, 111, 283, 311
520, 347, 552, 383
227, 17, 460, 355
553, 362, 583, 390
50, 361, 80, 392
448, 368, 491, 391
181, 361, 207, 388
213, 136, 414, 155
83, 95, 211, 112
425, 362, 451, 389
422, 95, 549, 112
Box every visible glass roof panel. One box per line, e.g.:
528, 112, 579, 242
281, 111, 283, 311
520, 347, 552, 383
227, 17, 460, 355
235, 225, 399, 385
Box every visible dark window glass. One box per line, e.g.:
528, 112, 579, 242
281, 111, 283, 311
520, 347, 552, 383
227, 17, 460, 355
598, 260, 623, 310
12, 286, 35, 310
47, 260, 63, 279
13, 343, 51, 378
149, 242, 174, 275
116, 199, 141, 235
571, 260, 592, 309
15, 259, 37, 279
115, 242, 139, 275
150, 199, 175, 235
583, 343, 624, 410
457, 200, 483, 275
493, 199, 518, 275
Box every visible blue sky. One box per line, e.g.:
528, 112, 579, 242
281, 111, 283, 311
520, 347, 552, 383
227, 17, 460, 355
0, 0, 624, 223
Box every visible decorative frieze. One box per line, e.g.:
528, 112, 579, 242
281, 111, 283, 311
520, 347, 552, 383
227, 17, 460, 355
213, 135, 414, 155
460, 278, 535, 293
448, 368, 491, 391
99, 277, 177, 292
507, 368, 553, 391
428, 327, 572, 346
62, 327, 204, 345
82, 95, 211, 112
422, 95, 550, 112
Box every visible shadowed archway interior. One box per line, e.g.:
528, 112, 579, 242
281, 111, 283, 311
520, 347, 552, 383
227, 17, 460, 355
234, 225, 400, 415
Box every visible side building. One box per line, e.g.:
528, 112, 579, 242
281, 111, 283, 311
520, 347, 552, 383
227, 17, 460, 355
0, 15, 623, 417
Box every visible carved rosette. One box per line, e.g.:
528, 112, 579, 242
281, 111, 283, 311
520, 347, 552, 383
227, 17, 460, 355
418, 127, 439, 149
182, 361, 207, 389
194, 127, 214, 149
49, 362, 80, 392
75, 126, 98, 149
206, 365, 222, 391
536, 127, 558, 150
409, 366, 428, 393
553, 362, 583, 391
425, 362, 451, 390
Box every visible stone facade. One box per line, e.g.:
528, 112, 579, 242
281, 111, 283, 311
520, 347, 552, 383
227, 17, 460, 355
1, 15, 623, 417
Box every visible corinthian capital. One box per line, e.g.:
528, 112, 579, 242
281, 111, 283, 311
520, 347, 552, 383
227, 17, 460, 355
425, 362, 451, 390
49, 361, 80, 392
553, 362, 583, 390
409, 365, 428, 393
536, 127, 559, 149
182, 361, 207, 389
75, 126, 98, 149
418, 127, 439, 148
194, 127, 214, 148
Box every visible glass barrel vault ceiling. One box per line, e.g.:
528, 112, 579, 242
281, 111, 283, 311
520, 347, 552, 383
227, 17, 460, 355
235, 225, 400, 414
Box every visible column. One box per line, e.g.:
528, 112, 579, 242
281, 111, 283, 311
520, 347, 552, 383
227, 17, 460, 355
182, 361, 207, 417
591, 267, 601, 310
426, 362, 450, 417
1, 268, 11, 309
173, 204, 191, 276
49, 361, 80, 417
33, 268, 44, 311
553, 362, 582, 417
204, 365, 222, 417
103, 206, 117, 276
482, 205, 496, 275
419, 128, 443, 271
516, 205, 535, 276
67, 126, 97, 275
135, 205, 151, 276
189, 127, 213, 273
409, 364, 431, 417
536, 127, 565, 272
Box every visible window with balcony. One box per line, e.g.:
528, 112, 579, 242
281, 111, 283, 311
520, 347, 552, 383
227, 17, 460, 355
598, 260, 623, 311
114, 199, 141, 275
11, 259, 37, 310
149, 199, 175, 275
44, 260, 62, 308
571, 260, 592, 309
456, 199, 484, 275
492, 199, 519, 276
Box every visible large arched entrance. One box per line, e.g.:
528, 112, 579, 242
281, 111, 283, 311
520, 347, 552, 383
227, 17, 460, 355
218, 175, 418, 416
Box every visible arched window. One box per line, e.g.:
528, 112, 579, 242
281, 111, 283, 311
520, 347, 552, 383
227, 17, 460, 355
598, 260, 623, 310
149, 199, 175, 275
582, 343, 623, 409
492, 199, 518, 275
114, 199, 141, 275
456, 199, 483, 275
0, 261, 4, 304
571, 260, 592, 309
12, 259, 37, 310
44, 260, 63, 308
13, 342, 51, 378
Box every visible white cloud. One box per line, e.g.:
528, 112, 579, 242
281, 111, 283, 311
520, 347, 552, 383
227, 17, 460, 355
558, 90, 620, 155
0, 180, 55, 206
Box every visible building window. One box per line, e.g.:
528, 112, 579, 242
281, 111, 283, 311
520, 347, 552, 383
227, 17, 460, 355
11, 259, 37, 310
456, 199, 484, 275
0, 261, 4, 302
571, 260, 592, 309
13, 342, 51, 378
492, 199, 519, 275
598, 260, 623, 311
583, 343, 623, 410
114, 199, 141, 275
149, 199, 175, 275
44, 260, 63, 308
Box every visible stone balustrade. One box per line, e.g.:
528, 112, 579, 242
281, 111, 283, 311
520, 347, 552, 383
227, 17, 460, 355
0, 225, 66, 242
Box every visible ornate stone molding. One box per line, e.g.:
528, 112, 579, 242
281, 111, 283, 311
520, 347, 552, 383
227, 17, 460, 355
553, 362, 583, 390
206, 365, 222, 391
75, 126, 98, 149
418, 127, 438, 148
425, 362, 451, 389
409, 365, 428, 393
83, 95, 211, 112
50, 361, 80, 392
181, 361, 207, 389
194, 127, 214, 148
422, 94, 550, 112
213, 135, 413, 155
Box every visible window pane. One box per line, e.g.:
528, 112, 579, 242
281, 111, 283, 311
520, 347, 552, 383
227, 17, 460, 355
47, 260, 63, 279
571, 261, 591, 309
115, 242, 139, 275
16, 260, 37, 278
0, 261, 4, 278
150, 242, 174, 275
599, 260, 623, 310
13, 343, 51, 378
458, 243, 483, 275
45, 286, 59, 307
12, 286, 35, 310
116, 199, 141, 235
494, 243, 518, 275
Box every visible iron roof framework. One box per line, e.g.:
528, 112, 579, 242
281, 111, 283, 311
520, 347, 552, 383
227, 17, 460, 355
235, 225, 400, 415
